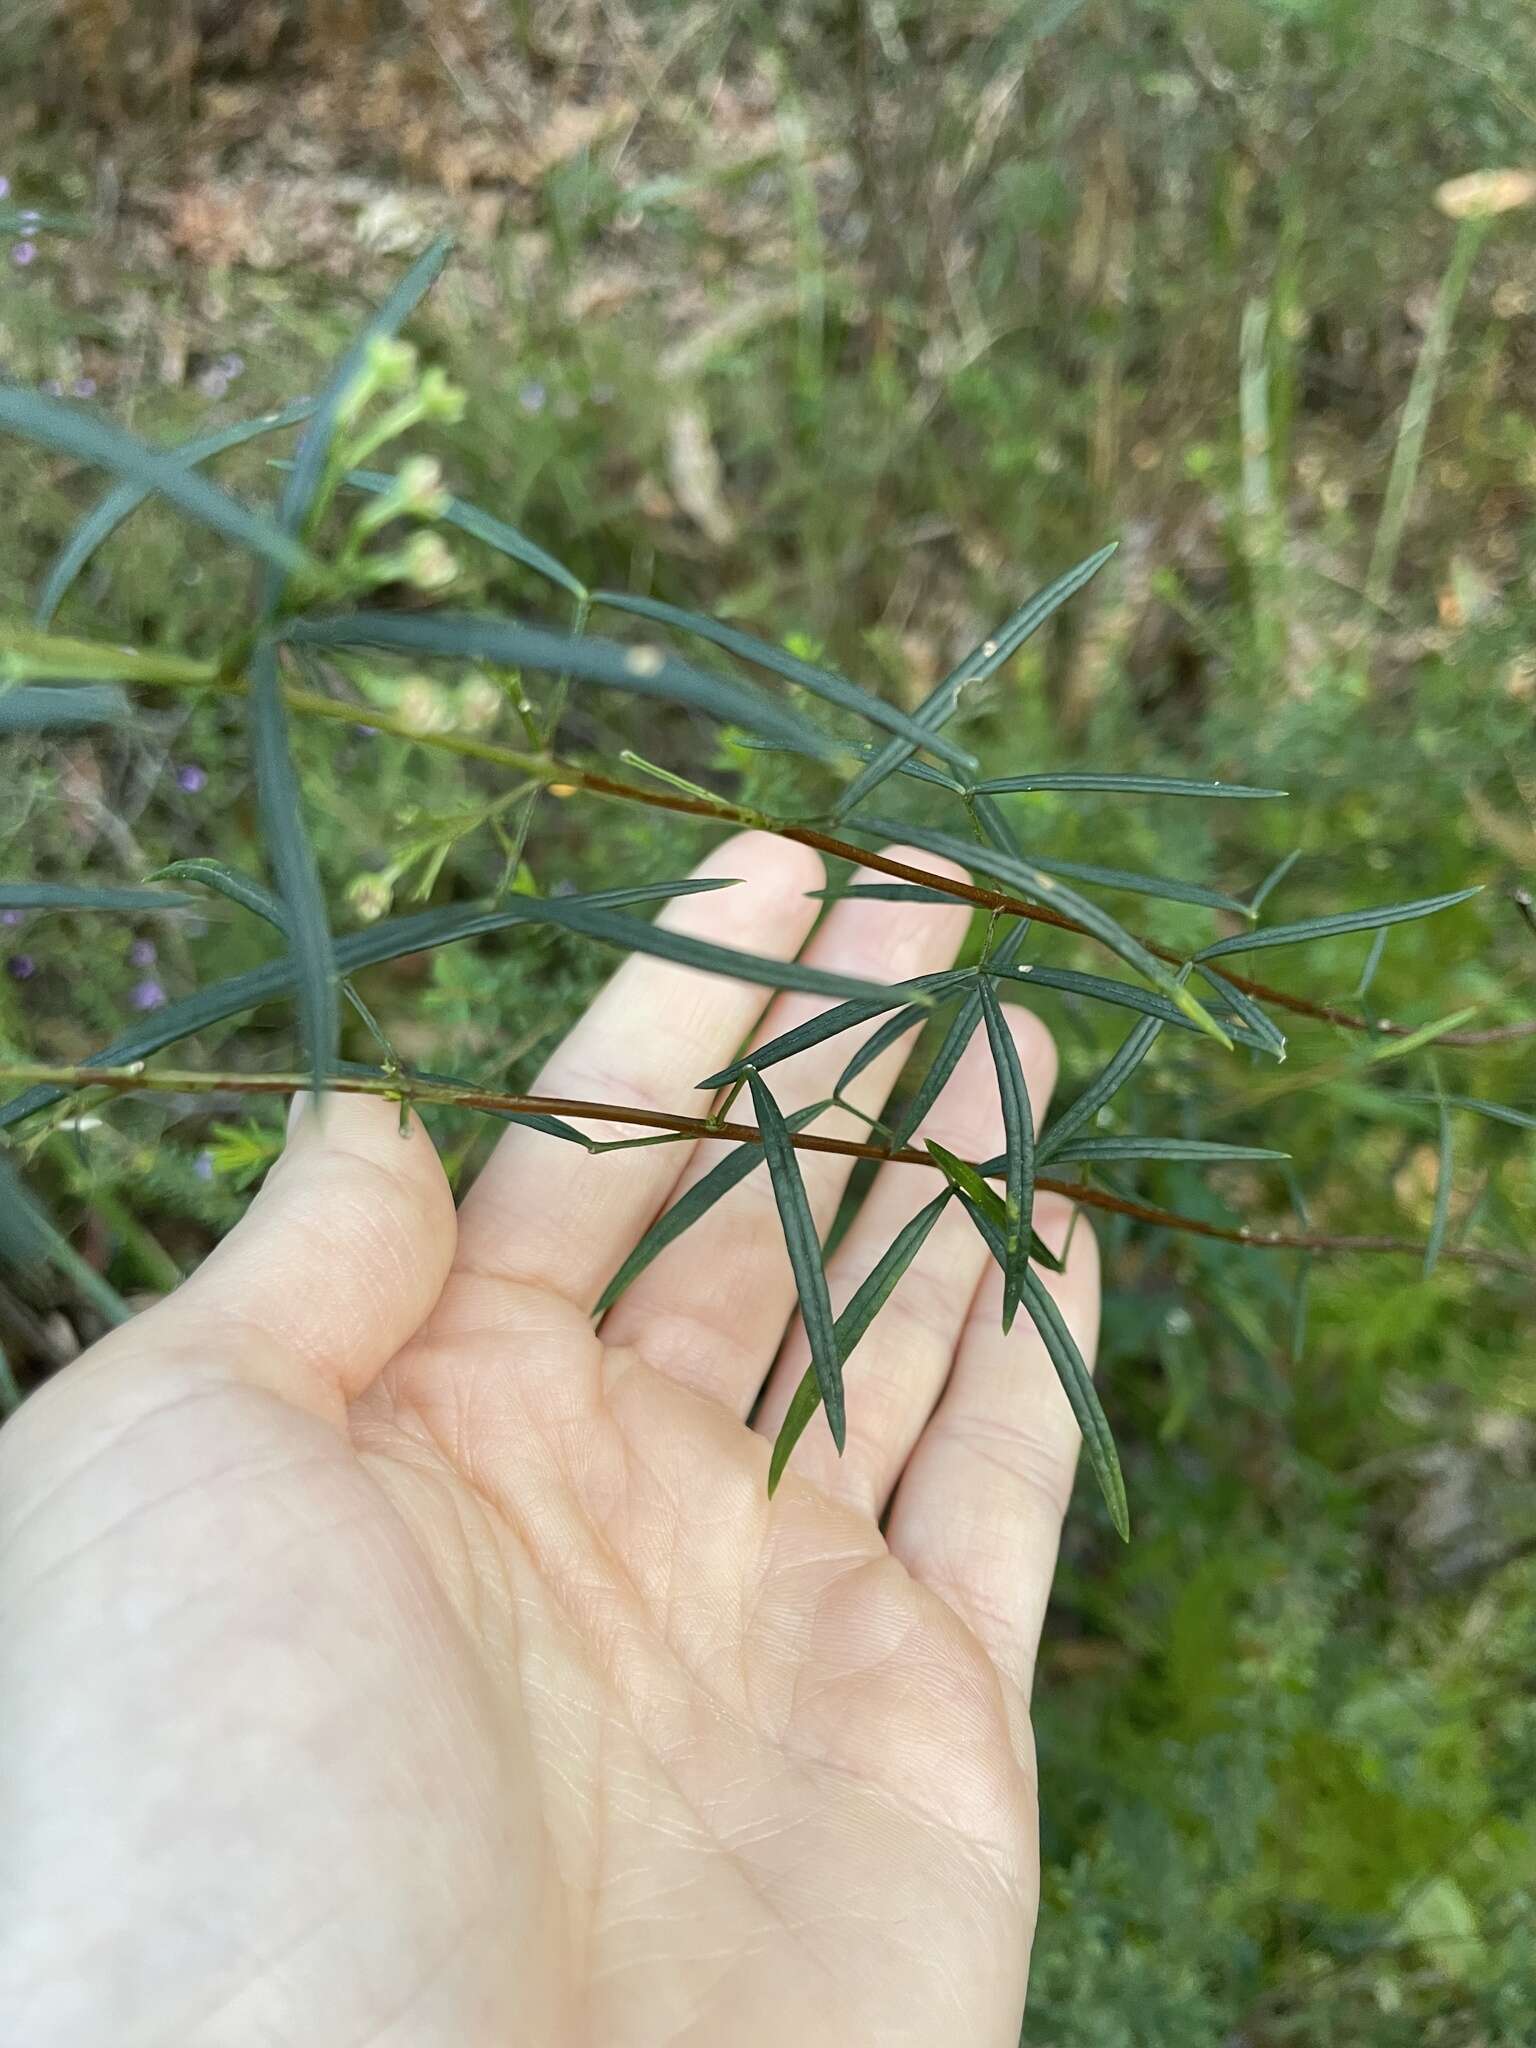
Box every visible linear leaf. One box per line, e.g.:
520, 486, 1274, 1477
331, 1058, 589, 1150
286, 611, 846, 757
974, 771, 1285, 799
0, 1152, 130, 1326
992, 962, 1272, 1052
1038, 1014, 1165, 1165
0, 624, 216, 687
278, 461, 586, 601
1025, 854, 1248, 916
1021, 1265, 1128, 1539
1248, 846, 1303, 916
1424, 1078, 1454, 1279
1197, 886, 1482, 960
594, 589, 977, 768
748, 1069, 845, 1450
0, 684, 127, 731
1400, 1093, 1536, 1132
768, 1188, 952, 1492
595, 1102, 826, 1315
249, 643, 337, 1094
836, 1002, 930, 1093
698, 970, 965, 1090
942, 1170, 1066, 1276
833, 543, 1116, 815
0, 883, 193, 914
36, 400, 316, 625
890, 983, 983, 1146
270, 234, 452, 598
1028, 1135, 1289, 1165
979, 974, 1035, 1330
0, 880, 888, 1138
855, 815, 1232, 1046
0, 385, 316, 585
1193, 963, 1287, 1060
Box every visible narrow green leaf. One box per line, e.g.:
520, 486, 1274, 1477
991, 962, 1272, 1052
1400, 1093, 1536, 1133
279, 461, 586, 601
1364, 1007, 1480, 1063
890, 983, 983, 1146
973, 772, 1285, 799
286, 611, 846, 758
809, 882, 958, 906
595, 1102, 826, 1315
249, 643, 337, 1095
271, 234, 452, 592
1248, 846, 1303, 916
836, 1002, 930, 1094
1355, 925, 1390, 999
0, 623, 217, 687
0, 684, 127, 732
594, 589, 977, 769
1038, 1014, 1165, 1165
0, 385, 317, 585
1020, 1266, 1128, 1539
1024, 854, 1249, 917
1197, 887, 1482, 961
1030, 1135, 1289, 1165
1424, 1076, 1454, 1279
1193, 963, 1287, 1061
978, 975, 1035, 1331
855, 815, 1233, 1047
944, 1174, 1066, 1277
926, 1137, 1006, 1227
0, 1151, 131, 1326
37, 400, 316, 626
331, 1058, 590, 1150
769, 1188, 952, 1492
0, 877, 868, 1136
748, 1069, 845, 1450
0, 882, 193, 914
147, 858, 287, 928
698, 970, 965, 1090
833, 543, 1117, 815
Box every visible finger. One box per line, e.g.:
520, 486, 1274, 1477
97, 1093, 457, 1430
754, 1002, 1057, 1516
597, 851, 970, 1414
884, 1195, 1101, 1700
452, 831, 825, 1309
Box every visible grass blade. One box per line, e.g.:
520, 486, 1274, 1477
1197, 887, 1482, 960
249, 643, 337, 1094
36, 401, 316, 626
0, 883, 192, 914
595, 1102, 825, 1314
978, 975, 1035, 1330
0, 385, 317, 585
833, 544, 1117, 815
1039, 1014, 1165, 1165
973, 772, 1285, 799
594, 589, 977, 769
271, 234, 453, 593
768, 1188, 952, 1492
1021, 1265, 1128, 1539
748, 1069, 845, 1450
287, 611, 846, 758
0, 684, 127, 732
698, 970, 966, 1090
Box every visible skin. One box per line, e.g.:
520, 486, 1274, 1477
0, 833, 1099, 2048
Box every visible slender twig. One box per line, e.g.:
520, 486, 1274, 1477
4, 1061, 1531, 1278
140, 667, 1536, 1050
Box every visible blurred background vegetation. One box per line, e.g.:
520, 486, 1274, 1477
2, 2, 1534, 2038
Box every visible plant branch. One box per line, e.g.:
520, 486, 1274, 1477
142, 666, 1536, 1049
5, 1061, 1532, 1278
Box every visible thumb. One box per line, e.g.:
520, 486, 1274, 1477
123, 1092, 456, 1427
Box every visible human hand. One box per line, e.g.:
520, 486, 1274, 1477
0, 832, 1098, 2047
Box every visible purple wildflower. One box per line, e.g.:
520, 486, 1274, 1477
128, 937, 157, 968
219, 352, 245, 379
6, 954, 37, 981
176, 763, 207, 794
19, 210, 39, 228
517, 379, 547, 415
11, 241, 35, 267
72, 375, 97, 399
193, 1149, 215, 1182
0, 908, 22, 927
130, 978, 167, 1012
0, 177, 9, 200
196, 365, 230, 400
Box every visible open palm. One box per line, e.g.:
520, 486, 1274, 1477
0, 833, 1099, 2048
